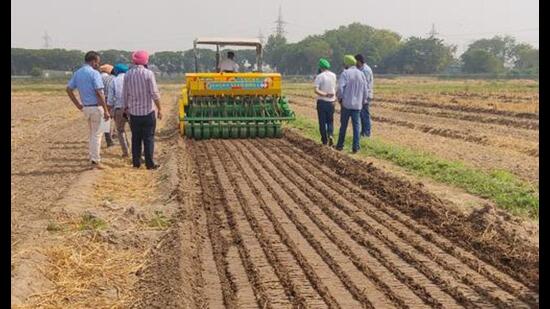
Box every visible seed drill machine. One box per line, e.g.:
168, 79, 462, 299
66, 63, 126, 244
178, 38, 295, 139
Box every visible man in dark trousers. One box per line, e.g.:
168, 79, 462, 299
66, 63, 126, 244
355, 54, 374, 137
313, 58, 337, 146
335, 55, 369, 153
122, 50, 162, 170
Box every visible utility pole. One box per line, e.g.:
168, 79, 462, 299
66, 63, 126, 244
42, 31, 51, 49
258, 28, 265, 45
428, 23, 439, 38
274, 5, 286, 37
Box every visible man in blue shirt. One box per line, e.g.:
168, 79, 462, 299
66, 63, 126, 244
355, 54, 374, 137
335, 55, 369, 153
66, 51, 110, 168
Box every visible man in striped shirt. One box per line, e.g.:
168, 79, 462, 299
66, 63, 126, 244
123, 50, 162, 170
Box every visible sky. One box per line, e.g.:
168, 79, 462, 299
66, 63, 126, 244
11, 0, 538, 54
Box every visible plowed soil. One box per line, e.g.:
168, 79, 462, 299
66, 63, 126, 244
12, 83, 539, 308
131, 133, 538, 308
288, 95, 539, 185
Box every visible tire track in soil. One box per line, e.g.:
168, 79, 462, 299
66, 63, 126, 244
242, 139, 472, 308
220, 141, 389, 309
281, 132, 538, 297
268, 138, 538, 308
202, 141, 295, 308
263, 138, 532, 308
210, 140, 355, 308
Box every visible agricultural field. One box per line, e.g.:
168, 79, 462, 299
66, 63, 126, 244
11, 78, 538, 308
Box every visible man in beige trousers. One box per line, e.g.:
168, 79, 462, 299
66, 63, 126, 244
66, 51, 111, 168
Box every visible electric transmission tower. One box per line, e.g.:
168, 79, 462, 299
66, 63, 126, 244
427, 23, 439, 38
42, 31, 51, 49
274, 5, 286, 37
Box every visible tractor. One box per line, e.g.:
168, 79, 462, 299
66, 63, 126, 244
178, 37, 295, 139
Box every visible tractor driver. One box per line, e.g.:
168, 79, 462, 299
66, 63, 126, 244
218, 51, 240, 73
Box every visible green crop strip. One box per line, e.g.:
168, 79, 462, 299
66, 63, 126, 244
286, 115, 539, 218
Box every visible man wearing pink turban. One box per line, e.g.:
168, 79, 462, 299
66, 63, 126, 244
122, 50, 162, 170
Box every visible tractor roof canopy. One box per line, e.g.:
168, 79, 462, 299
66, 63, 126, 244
193, 37, 263, 73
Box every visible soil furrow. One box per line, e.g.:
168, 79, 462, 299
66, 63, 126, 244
247, 139, 475, 308
375, 98, 539, 120
175, 145, 215, 309
380, 103, 538, 130
290, 98, 537, 158
233, 140, 428, 309
281, 131, 538, 293
270, 137, 538, 306
267, 139, 532, 308
203, 142, 291, 308
210, 140, 331, 308
224, 140, 383, 309
192, 142, 239, 308
218, 140, 366, 308
285, 92, 539, 120
272, 137, 538, 306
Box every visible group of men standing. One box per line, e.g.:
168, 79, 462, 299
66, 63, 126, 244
314, 54, 373, 153
66, 50, 162, 170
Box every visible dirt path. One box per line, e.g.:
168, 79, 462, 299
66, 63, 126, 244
11, 85, 183, 307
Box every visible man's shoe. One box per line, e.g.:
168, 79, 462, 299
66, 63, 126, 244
147, 164, 160, 170
91, 160, 105, 169
104, 133, 114, 147
334, 147, 343, 151
352, 149, 359, 154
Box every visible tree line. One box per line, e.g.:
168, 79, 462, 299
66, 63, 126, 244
11, 23, 538, 77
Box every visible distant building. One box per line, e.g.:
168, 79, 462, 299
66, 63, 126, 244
42, 70, 73, 78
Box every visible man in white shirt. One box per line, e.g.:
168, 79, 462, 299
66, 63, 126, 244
107, 63, 130, 157
314, 58, 337, 146
218, 51, 239, 72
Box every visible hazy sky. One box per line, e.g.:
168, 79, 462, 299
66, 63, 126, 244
11, 0, 538, 54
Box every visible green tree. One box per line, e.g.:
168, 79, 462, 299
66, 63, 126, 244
512, 43, 538, 74
98, 50, 132, 66
381, 37, 455, 74
182, 48, 216, 72
30, 67, 43, 77
461, 49, 504, 74
149, 51, 185, 76
264, 34, 287, 71
467, 35, 516, 66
